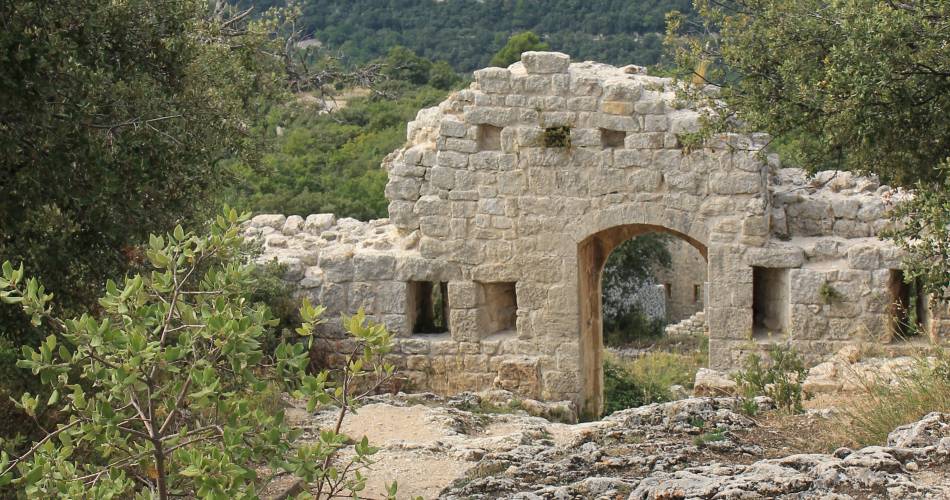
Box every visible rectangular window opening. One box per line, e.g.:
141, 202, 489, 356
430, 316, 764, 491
752, 267, 789, 336
600, 128, 626, 148
477, 282, 518, 336
888, 270, 927, 341
408, 281, 449, 334
693, 284, 703, 304
477, 124, 503, 151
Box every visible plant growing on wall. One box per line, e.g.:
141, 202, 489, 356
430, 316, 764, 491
0, 208, 398, 499
543, 126, 572, 148
818, 282, 843, 304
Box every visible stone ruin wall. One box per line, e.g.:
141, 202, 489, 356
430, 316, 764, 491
248, 52, 949, 415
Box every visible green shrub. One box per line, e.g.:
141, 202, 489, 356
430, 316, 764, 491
733, 344, 808, 414
603, 305, 667, 347
0, 208, 400, 499
542, 126, 571, 148
602, 355, 671, 415
693, 429, 726, 446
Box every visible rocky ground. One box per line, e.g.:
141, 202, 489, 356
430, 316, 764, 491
268, 388, 950, 499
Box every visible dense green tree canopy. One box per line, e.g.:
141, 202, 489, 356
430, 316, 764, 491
490, 32, 550, 67
236, 0, 693, 70
668, 0, 950, 292
0, 0, 285, 326
668, 0, 950, 187
223, 49, 456, 220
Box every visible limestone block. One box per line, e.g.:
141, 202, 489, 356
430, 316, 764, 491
474, 67, 511, 93
693, 368, 737, 396
280, 257, 305, 282
443, 137, 478, 154
439, 118, 468, 138
627, 169, 663, 192
351, 252, 396, 281
264, 234, 287, 248
372, 283, 407, 316
570, 128, 601, 147
602, 79, 642, 101
832, 219, 871, 238
413, 195, 446, 217
857, 200, 885, 222
624, 132, 666, 149
299, 266, 324, 289
541, 370, 579, 398
744, 245, 804, 268
567, 96, 598, 111
492, 356, 542, 399
420, 216, 451, 238
319, 282, 348, 313
450, 308, 480, 342
390, 161, 427, 178
540, 111, 575, 127
448, 282, 478, 308
643, 114, 668, 132
249, 214, 286, 229
281, 215, 304, 236
789, 269, 825, 304
385, 176, 422, 201
593, 113, 639, 132
478, 198, 505, 216
771, 208, 788, 237
634, 99, 665, 115
831, 198, 861, 219
470, 151, 517, 171
669, 110, 701, 134
601, 101, 634, 115
318, 246, 354, 282
304, 213, 336, 235
847, 243, 881, 270
388, 200, 418, 230
569, 73, 602, 96
427, 166, 455, 190
400, 338, 430, 355
437, 150, 469, 169
614, 149, 652, 168
790, 304, 827, 340
463, 106, 515, 127
709, 171, 763, 195
521, 51, 570, 74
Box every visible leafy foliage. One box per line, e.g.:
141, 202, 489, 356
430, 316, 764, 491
0, 210, 399, 499
603, 356, 670, 415
602, 233, 672, 336
223, 48, 454, 219
884, 166, 950, 295
666, 0, 950, 293
236, 0, 693, 70
490, 32, 550, 67
0, 0, 298, 438
733, 344, 808, 415
603, 305, 667, 347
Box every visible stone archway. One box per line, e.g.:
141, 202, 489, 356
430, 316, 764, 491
577, 224, 708, 419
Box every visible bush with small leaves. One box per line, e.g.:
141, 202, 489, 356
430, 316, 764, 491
0, 208, 401, 499
733, 344, 808, 415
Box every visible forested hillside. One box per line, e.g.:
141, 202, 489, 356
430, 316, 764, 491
239, 0, 692, 70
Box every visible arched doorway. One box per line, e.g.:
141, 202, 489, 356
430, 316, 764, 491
578, 224, 708, 419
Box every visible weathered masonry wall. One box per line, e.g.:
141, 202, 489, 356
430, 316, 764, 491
250, 52, 949, 417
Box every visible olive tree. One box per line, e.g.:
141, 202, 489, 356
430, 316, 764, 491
666, 0, 950, 293
0, 209, 398, 499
